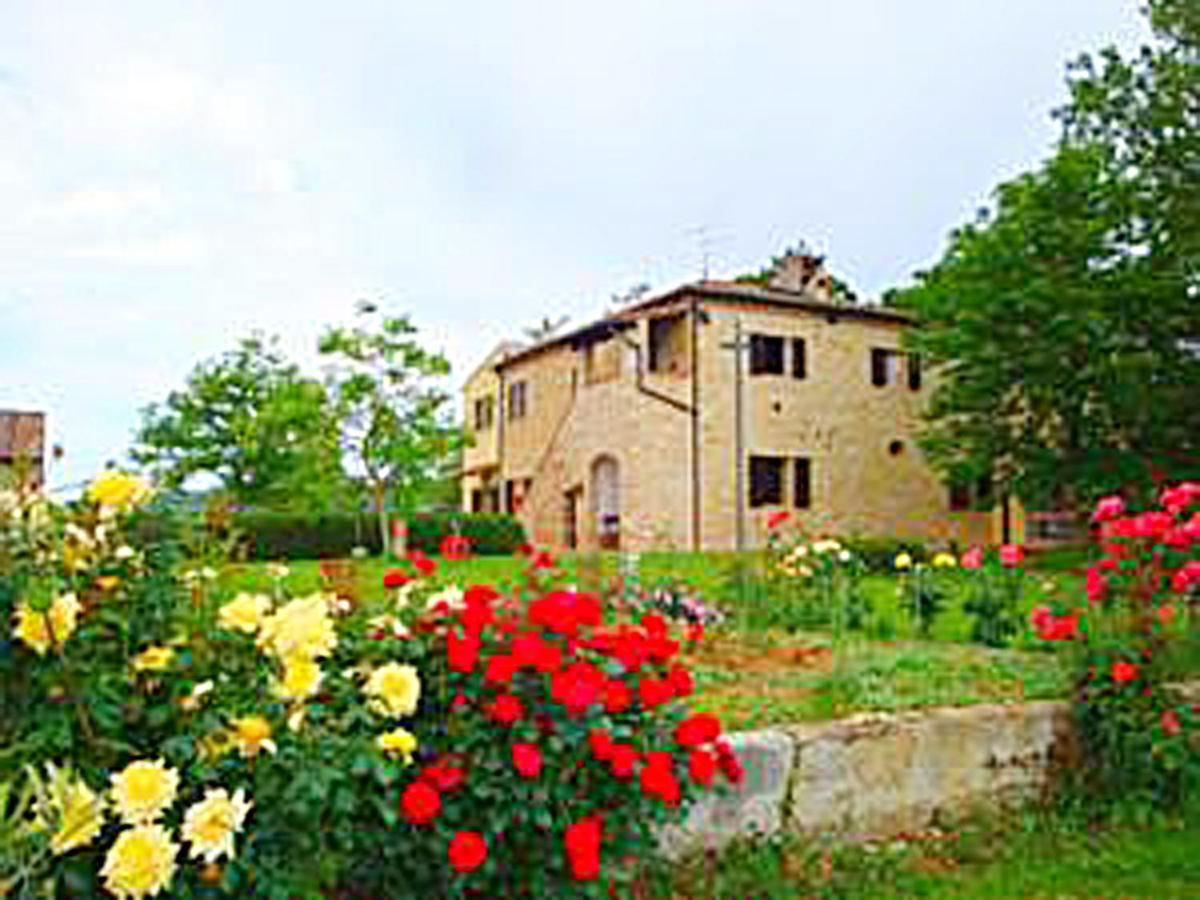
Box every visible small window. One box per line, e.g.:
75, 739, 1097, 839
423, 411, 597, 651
504, 480, 517, 514
908, 353, 922, 391
870, 348, 901, 387
794, 458, 811, 509
507, 381, 528, 420
791, 338, 807, 379
648, 317, 673, 373
473, 396, 494, 430
749, 455, 785, 507
749, 335, 785, 375
471, 489, 484, 513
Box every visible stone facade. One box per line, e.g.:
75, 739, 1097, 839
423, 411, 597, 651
461, 261, 1007, 552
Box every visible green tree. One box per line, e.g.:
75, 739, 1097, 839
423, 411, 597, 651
318, 303, 460, 551
132, 335, 346, 511
896, 1, 1200, 507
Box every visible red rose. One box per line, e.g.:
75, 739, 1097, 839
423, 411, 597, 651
448, 831, 488, 874
1158, 604, 1176, 626
642, 750, 674, 771
486, 694, 525, 726
551, 662, 605, 716
1085, 567, 1107, 604
512, 743, 543, 778
516, 542, 534, 557
531, 550, 556, 570
641, 613, 668, 639
447, 633, 481, 673
400, 781, 441, 825
767, 510, 790, 530
383, 568, 410, 589
668, 664, 695, 698
588, 728, 614, 762
688, 749, 718, 786
485, 654, 518, 685
637, 678, 674, 709
686, 623, 705, 644
564, 816, 603, 881
420, 765, 465, 792
608, 744, 637, 779
440, 534, 472, 561
999, 544, 1024, 568
675, 713, 722, 748
1112, 661, 1139, 683
603, 680, 632, 714
1162, 709, 1183, 736
1092, 495, 1126, 522
960, 547, 984, 570
716, 741, 744, 785
639, 764, 681, 807
407, 551, 437, 577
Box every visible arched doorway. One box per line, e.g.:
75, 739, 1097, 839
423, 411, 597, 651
591, 455, 620, 550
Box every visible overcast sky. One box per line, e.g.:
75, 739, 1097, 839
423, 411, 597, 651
0, 1, 1150, 490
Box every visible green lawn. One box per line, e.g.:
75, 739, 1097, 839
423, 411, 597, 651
220, 551, 1080, 730
653, 809, 1200, 898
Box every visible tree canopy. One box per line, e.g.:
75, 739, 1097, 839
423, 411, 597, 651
897, 0, 1200, 507
132, 335, 346, 512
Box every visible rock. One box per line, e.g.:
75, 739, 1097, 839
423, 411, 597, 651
659, 729, 794, 859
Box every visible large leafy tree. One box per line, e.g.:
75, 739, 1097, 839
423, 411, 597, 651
133, 335, 346, 511
898, 0, 1200, 508
319, 303, 460, 551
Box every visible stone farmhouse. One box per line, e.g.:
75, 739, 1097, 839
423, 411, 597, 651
460, 252, 1015, 553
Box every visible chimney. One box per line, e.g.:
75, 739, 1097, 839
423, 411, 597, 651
767, 250, 833, 301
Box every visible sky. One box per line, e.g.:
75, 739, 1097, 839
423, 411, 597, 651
0, 1, 1150, 491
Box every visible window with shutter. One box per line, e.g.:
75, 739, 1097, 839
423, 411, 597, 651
792, 338, 807, 379
749, 335, 785, 375
749, 455, 785, 507
794, 458, 811, 509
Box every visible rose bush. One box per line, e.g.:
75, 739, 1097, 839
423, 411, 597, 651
1032, 485, 1200, 808
0, 476, 737, 897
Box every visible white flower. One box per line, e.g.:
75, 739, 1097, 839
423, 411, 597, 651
838, 550, 852, 562
115, 545, 136, 561
266, 562, 290, 580
424, 585, 465, 613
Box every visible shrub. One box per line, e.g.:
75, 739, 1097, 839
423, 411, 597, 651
0, 476, 731, 897
404, 512, 526, 557
1035, 486, 1200, 810
235, 509, 383, 559
842, 535, 930, 574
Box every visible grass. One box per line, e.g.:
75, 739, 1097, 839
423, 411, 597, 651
651, 806, 1200, 898
222, 551, 1080, 731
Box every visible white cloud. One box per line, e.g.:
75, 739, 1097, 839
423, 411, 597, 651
68, 233, 209, 265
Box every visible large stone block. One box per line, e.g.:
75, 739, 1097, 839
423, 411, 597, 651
786, 702, 1073, 840
658, 729, 794, 859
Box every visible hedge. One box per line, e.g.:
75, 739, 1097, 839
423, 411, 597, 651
234, 511, 527, 560
405, 512, 526, 556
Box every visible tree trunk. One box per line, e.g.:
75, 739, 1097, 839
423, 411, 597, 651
373, 481, 388, 558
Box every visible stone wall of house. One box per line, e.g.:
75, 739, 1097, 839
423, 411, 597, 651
460, 291, 1014, 551
661, 700, 1082, 859
695, 303, 961, 551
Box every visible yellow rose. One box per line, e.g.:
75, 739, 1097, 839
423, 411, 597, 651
86, 471, 153, 512
257, 595, 337, 661
894, 552, 913, 570
109, 760, 179, 825
217, 593, 272, 635
101, 824, 178, 899
132, 646, 174, 673
363, 663, 421, 718
181, 788, 252, 863
932, 552, 958, 569
273, 657, 323, 702
376, 728, 418, 764
230, 716, 277, 758
31, 763, 106, 856
13, 593, 81, 655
